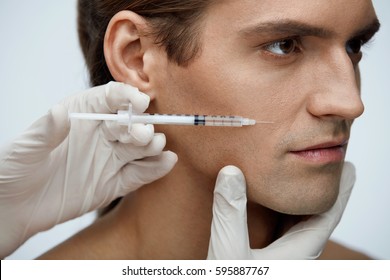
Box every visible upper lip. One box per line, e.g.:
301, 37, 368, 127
291, 138, 349, 152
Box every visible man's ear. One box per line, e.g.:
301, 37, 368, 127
104, 11, 155, 97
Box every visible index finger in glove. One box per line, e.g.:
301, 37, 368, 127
207, 165, 250, 260
252, 162, 356, 259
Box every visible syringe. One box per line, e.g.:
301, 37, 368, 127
69, 104, 272, 131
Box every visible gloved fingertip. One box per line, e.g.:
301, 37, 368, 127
341, 161, 356, 181
339, 161, 356, 195
151, 151, 178, 178
146, 133, 167, 155
131, 88, 150, 112
215, 165, 247, 201
162, 150, 178, 165
218, 165, 244, 177
130, 124, 155, 146
105, 81, 150, 113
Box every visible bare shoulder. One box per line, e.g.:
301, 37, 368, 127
318, 240, 372, 260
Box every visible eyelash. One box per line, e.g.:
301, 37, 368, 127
261, 37, 302, 59
346, 36, 374, 64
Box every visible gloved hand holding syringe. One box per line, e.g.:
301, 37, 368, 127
0, 82, 178, 258
69, 104, 273, 130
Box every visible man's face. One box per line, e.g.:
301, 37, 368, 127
150, 0, 378, 214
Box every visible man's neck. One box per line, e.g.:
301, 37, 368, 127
115, 160, 283, 259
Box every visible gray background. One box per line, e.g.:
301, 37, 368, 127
1, 1, 389, 259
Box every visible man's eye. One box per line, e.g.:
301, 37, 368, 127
346, 39, 363, 54
264, 38, 299, 55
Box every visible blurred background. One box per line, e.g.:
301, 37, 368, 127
1, 0, 389, 259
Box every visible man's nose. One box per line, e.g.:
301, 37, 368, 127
306, 49, 364, 121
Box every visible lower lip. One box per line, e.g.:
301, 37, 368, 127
290, 146, 346, 164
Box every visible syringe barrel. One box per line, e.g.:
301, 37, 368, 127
131, 114, 195, 125
129, 114, 246, 126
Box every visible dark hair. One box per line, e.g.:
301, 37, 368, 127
78, 0, 212, 86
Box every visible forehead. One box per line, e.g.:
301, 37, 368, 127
205, 0, 377, 37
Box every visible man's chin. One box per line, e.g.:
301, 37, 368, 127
271, 192, 338, 215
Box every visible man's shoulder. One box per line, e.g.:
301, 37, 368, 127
318, 240, 371, 260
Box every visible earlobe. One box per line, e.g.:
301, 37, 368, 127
104, 11, 153, 95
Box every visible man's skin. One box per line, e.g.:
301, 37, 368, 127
40, 0, 379, 259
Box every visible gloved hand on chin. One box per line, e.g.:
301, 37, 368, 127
208, 162, 355, 259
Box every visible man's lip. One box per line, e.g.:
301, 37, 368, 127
291, 139, 349, 152
289, 138, 348, 164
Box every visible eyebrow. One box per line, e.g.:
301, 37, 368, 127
240, 20, 334, 38
240, 18, 381, 40
351, 18, 380, 41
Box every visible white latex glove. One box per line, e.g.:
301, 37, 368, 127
207, 162, 355, 259
0, 82, 177, 258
